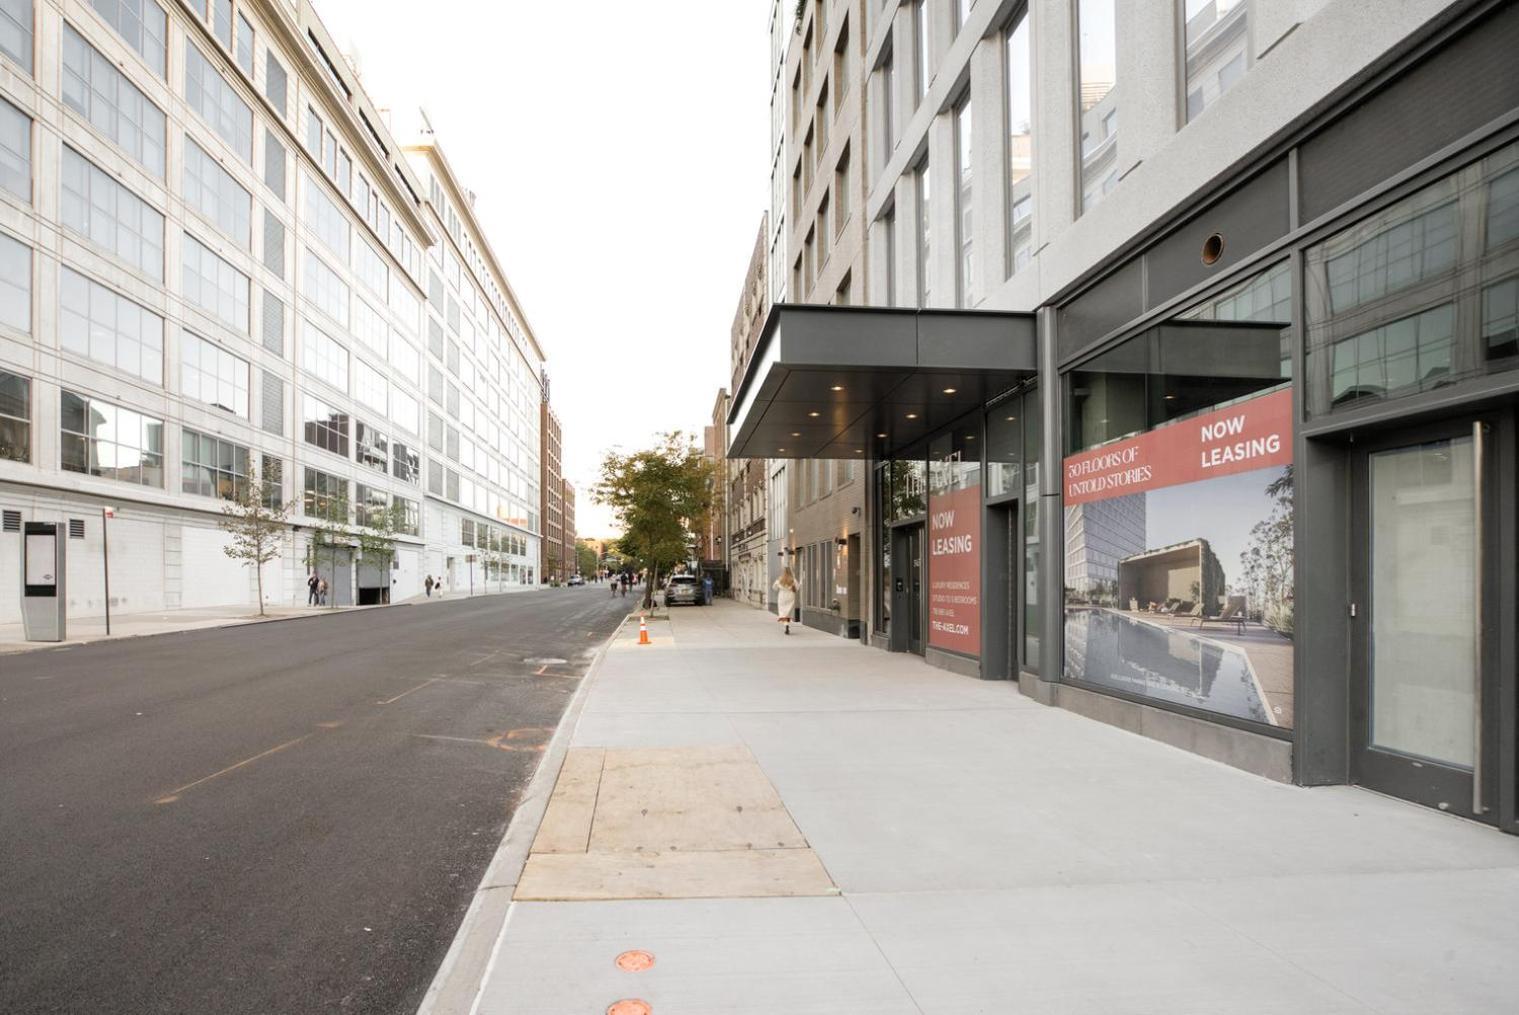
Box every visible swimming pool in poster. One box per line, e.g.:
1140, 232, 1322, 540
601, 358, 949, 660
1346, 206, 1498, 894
1064, 608, 1275, 725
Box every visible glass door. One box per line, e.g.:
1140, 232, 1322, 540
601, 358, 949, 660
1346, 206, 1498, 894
1350, 419, 1499, 821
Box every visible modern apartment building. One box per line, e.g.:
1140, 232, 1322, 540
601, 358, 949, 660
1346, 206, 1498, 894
727, 215, 771, 609
730, 0, 1519, 833
0, 0, 544, 620
539, 399, 563, 581
780, 0, 871, 638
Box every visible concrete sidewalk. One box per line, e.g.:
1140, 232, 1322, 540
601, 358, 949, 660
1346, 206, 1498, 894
432, 601, 1519, 1015
0, 583, 545, 654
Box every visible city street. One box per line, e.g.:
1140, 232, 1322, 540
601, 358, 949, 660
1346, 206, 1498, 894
0, 590, 632, 1015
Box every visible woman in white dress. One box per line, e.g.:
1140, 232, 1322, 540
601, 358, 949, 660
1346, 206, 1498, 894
773, 567, 798, 635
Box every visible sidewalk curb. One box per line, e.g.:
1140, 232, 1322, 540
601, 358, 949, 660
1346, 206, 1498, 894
414, 610, 631, 1015
0, 587, 549, 656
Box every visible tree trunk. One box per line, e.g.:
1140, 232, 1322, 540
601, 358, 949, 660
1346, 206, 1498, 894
645, 564, 657, 610
255, 541, 266, 617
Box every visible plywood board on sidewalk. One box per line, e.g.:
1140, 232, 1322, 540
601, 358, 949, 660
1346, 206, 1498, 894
529, 748, 603, 854
588, 745, 806, 852
514, 848, 836, 901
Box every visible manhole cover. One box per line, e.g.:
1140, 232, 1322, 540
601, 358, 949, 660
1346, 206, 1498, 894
607, 1001, 650, 1015
615, 950, 655, 972
523, 657, 567, 665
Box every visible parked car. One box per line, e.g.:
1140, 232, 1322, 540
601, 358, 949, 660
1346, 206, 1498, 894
567, 574, 585, 586
665, 574, 702, 606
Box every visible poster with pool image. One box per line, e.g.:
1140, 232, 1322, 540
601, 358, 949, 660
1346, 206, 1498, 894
1061, 389, 1295, 728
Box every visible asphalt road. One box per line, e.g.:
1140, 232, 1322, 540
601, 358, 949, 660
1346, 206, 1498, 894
0, 588, 633, 1015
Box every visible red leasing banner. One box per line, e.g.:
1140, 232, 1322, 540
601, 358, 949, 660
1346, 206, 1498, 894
927, 483, 981, 657
1063, 388, 1293, 505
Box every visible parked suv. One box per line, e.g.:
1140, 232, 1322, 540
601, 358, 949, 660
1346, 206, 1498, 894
665, 574, 702, 606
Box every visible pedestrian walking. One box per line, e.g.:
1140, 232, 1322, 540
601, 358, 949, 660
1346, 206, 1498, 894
424, 575, 434, 598
773, 567, 798, 635
307, 572, 319, 606
318, 577, 329, 606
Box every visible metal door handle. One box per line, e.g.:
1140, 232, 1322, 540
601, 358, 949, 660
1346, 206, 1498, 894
1472, 422, 1487, 815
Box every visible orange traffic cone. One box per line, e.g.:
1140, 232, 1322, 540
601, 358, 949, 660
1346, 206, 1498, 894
637, 614, 651, 646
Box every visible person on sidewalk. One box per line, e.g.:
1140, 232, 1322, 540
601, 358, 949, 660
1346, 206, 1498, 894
424, 575, 434, 598
773, 567, 798, 635
307, 573, 319, 606
318, 578, 329, 606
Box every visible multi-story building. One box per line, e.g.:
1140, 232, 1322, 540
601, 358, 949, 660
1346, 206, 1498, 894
727, 216, 771, 609
400, 113, 545, 594
779, 0, 871, 638
561, 478, 575, 576
700, 389, 728, 571
0, 0, 544, 620
728, 0, 1519, 833
538, 399, 563, 581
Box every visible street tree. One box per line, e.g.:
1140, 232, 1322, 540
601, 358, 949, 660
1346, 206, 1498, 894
217, 466, 291, 616
593, 432, 714, 608
356, 501, 406, 603
575, 539, 598, 577
305, 494, 351, 608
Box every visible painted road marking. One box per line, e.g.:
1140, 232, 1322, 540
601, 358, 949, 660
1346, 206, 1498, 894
154, 734, 312, 804
376, 676, 442, 705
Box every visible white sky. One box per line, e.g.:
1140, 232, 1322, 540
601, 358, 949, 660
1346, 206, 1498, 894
313, 0, 772, 538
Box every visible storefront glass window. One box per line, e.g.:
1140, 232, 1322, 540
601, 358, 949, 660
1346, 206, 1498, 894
1022, 388, 1042, 671
985, 400, 1022, 499
886, 457, 926, 520
876, 465, 892, 635
1305, 141, 1519, 414
1062, 265, 1295, 729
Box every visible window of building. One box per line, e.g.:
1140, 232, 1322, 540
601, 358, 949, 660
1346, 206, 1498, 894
264, 50, 287, 118
392, 439, 420, 485
955, 98, 975, 307
181, 427, 249, 500
913, 0, 929, 104
353, 357, 387, 415
351, 297, 386, 355
301, 248, 348, 327
916, 158, 932, 307
235, 11, 254, 77
302, 465, 347, 519
260, 453, 283, 508
183, 231, 249, 332
212, 0, 232, 49
181, 331, 248, 416
62, 23, 166, 177
1005, 11, 1033, 275
301, 393, 349, 457
353, 238, 386, 298
60, 390, 164, 486
880, 44, 896, 166
393, 494, 419, 535
390, 283, 420, 336
261, 367, 283, 435
834, 146, 850, 237
183, 136, 251, 247
60, 146, 164, 279
262, 288, 284, 355
1077, 0, 1118, 213
304, 171, 349, 260
185, 44, 252, 162
304, 105, 321, 156
1305, 143, 1519, 411
263, 128, 286, 201
1, 0, 32, 73
956, 0, 974, 32
391, 338, 420, 388
0, 97, 26, 202
60, 267, 163, 384
301, 321, 348, 391
1182, 0, 1250, 122
263, 208, 285, 276
0, 230, 28, 332
354, 482, 389, 528
0, 366, 29, 462
355, 420, 387, 474
90, 1, 166, 78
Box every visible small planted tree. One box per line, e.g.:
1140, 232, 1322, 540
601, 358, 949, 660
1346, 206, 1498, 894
305, 494, 351, 609
356, 501, 405, 604
593, 432, 714, 609
218, 465, 291, 616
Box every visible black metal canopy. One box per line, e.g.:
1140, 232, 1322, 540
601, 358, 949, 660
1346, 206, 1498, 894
726, 304, 1038, 460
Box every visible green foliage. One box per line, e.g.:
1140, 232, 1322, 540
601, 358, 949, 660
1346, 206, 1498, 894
593, 432, 714, 604
1241, 465, 1295, 634
217, 466, 291, 616
575, 539, 598, 577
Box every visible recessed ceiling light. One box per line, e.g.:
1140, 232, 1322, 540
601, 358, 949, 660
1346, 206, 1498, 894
876, 432, 888, 438
830, 385, 844, 392
942, 387, 957, 395
906, 413, 919, 420
966, 435, 977, 441
791, 432, 801, 437
778, 447, 787, 452
854, 449, 863, 453
1005, 415, 1016, 421
1164, 394, 1177, 401
808, 411, 821, 417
